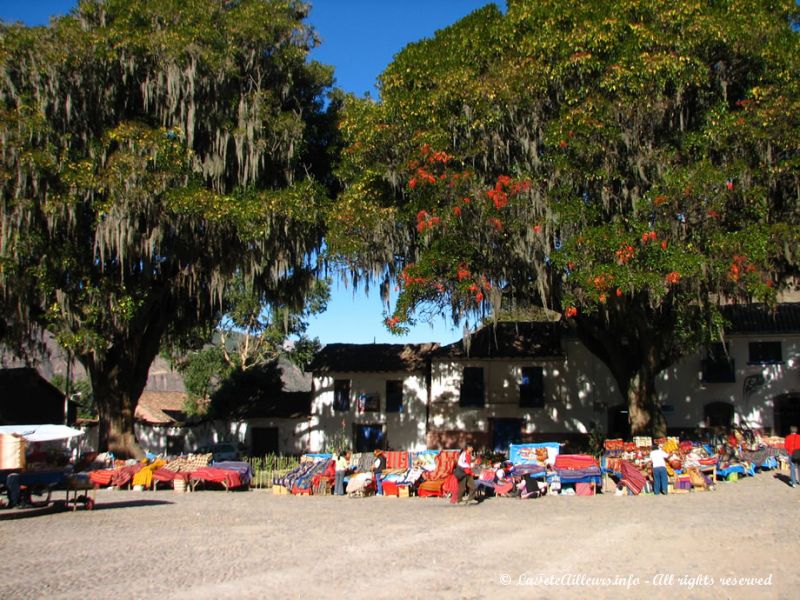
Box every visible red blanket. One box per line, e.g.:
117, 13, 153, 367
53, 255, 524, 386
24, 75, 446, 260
384, 451, 409, 470
425, 451, 458, 481
620, 460, 647, 495
190, 467, 242, 489
555, 454, 599, 470
88, 470, 114, 487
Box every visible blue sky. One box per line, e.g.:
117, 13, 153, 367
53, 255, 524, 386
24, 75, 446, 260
0, 0, 501, 345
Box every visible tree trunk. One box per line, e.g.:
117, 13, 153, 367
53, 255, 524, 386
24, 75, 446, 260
626, 368, 667, 437
90, 366, 146, 459
80, 293, 171, 459
573, 311, 669, 438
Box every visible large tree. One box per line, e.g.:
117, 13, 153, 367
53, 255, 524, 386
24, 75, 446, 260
0, 0, 336, 456
328, 0, 800, 435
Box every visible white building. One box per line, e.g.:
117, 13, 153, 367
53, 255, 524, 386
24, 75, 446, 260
307, 304, 800, 452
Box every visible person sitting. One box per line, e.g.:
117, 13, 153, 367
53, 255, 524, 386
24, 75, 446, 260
495, 461, 518, 497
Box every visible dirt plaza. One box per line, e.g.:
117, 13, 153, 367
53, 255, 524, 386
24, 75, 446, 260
1, 473, 797, 600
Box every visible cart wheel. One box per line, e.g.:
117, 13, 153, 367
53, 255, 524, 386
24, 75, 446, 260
85, 497, 95, 510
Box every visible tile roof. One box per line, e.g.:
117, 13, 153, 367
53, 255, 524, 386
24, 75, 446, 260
433, 321, 563, 359
722, 302, 800, 334
308, 343, 438, 373
135, 391, 189, 425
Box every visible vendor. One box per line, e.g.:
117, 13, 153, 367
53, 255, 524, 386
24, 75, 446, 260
372, 449, 386, 495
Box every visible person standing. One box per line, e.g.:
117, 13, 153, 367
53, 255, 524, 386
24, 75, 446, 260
372, 449, 386, 495
650, 443, 670, 495
334, 450, 350, 496
785, 426, 800, 488
454, 445, 477, 504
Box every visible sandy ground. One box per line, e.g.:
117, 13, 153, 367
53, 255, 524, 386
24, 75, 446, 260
1, 472, 798, 600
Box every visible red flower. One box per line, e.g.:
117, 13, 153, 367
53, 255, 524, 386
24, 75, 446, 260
475, 291, 484, 303
408, 177, 417, 189
661, 240, 668, 250
598, 293, 607, 303
488, 188, 508, 209
726, 180, 734, 191
616, 288, 623, 297
462, 197, 471, 204
564, 306, 578, 318
489, 217, 503, 231
533, 224, 542, 234
496, 175, 512, 188
453, 206, 462, 217
457, 266, 470, 281
665, 271, 681, 285
559, 139, 568, 149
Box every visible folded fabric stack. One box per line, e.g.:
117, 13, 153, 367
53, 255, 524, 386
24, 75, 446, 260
132, 459, 166, 488
151, 453, 212, 486
554, 454, 601, 485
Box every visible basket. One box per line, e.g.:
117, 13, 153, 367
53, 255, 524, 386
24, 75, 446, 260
173, 478, 187, 493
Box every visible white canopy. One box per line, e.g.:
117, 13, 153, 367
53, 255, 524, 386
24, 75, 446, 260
0, 424, 84, 442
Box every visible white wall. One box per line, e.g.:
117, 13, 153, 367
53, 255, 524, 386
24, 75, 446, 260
310, 371, 428, 452
429, 341, 610, 436
656, 333, 800, 432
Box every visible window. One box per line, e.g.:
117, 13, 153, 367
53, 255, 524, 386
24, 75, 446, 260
460, 367, 484, 407
702, 343, 735, 383
358, 393, 380, 412
748, 341, 782, 365
386, 380, 404, 413
704, 401, 734, 428
333, 379, 350, 411
519, 367, 544, 407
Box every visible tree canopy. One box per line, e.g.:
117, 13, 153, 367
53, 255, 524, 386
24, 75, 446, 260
0, 0, 336, 455
328, 0, 800, 434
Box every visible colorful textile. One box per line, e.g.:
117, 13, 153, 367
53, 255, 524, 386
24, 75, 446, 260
417, 479, 446, 497
132, 459, 166, 488
213, 461, 253, 486
88, 469, 114, 487
443, 474, 459, 503
424, 450, 458, 481
619, 460, 647, 495
190, 467, 243, 489
383, 451, 409, 470
557, 466, 601, 484
111, 464, 142, 488
163, 453, 212, 472
512, 463, 546, 477
554, 454, 599, 470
